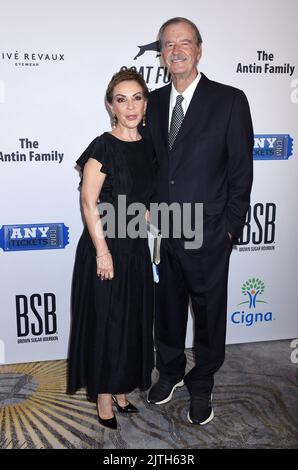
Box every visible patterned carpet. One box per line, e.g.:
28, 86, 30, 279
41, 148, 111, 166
0, 340, 297, 449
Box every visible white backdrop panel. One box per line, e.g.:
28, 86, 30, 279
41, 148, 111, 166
0, 0, 297, 364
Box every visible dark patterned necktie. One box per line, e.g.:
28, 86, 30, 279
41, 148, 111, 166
168, 95, 184, 150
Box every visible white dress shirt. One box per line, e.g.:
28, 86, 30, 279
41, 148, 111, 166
168, 72, 201, 130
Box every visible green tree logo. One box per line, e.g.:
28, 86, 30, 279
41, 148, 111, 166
239, 278, 267, 308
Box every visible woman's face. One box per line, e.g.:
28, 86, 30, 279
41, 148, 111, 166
109, 80, 147, 130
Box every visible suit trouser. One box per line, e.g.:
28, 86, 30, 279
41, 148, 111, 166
155, 215, 233, 395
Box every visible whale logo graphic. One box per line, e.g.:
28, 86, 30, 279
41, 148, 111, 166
134, 41, 161, 60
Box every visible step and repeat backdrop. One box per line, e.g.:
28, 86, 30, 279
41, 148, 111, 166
0, 0, 297, 364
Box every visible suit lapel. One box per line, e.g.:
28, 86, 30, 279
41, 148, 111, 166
157, 84, 171, 151
171, 73, 210, 150
155, 74, 211, 158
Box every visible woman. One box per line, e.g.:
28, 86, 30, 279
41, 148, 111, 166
67, 69, 155, 430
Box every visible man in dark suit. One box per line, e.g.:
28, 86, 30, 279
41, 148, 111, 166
146, 17, 254, 425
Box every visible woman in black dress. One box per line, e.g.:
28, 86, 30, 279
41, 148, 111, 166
67, 70, 155, 430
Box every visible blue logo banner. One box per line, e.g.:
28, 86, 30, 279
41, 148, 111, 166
0, 223, 69, 252
253, 134, 293, 160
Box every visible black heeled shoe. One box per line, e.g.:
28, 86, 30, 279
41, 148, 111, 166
96, 402, 117, 430
112, 395, 139, 413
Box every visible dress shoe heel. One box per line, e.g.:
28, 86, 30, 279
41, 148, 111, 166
112, 395, 138, 413
96, 404, 117, 429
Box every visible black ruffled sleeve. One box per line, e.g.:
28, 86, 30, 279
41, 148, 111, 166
76, 136, 114, 176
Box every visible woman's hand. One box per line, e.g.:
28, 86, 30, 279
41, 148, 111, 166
96, 252, 114, 280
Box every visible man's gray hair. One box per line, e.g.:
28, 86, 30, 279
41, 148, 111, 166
158, 17, 203, 49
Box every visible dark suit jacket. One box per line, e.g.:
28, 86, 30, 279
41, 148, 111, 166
146, 73, 254, 239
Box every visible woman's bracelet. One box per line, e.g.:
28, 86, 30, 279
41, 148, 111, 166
96, 251, 110, 259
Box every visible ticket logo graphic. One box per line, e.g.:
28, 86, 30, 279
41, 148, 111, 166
0, 223, 69, 251
253, 134, 293, 160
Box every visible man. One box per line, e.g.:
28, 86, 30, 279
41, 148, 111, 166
146, 17, 254, 425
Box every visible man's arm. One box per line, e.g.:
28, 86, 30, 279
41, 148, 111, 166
226, 89, 254, 239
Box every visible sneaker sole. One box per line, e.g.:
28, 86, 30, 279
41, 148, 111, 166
187, 408, 214, 425
147, 379, 184, 405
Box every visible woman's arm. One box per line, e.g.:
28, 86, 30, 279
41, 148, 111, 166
81, 157, 114, 279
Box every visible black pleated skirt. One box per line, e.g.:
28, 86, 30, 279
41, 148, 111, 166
67, 227, 154, 401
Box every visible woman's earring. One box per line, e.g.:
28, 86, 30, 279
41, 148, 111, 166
112, 115, 117, 129
142, 114, 146, 127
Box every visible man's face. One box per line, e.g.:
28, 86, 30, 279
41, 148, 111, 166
161, 21, 201, 80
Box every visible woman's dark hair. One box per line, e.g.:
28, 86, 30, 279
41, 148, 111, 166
105, 69, 149, 104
